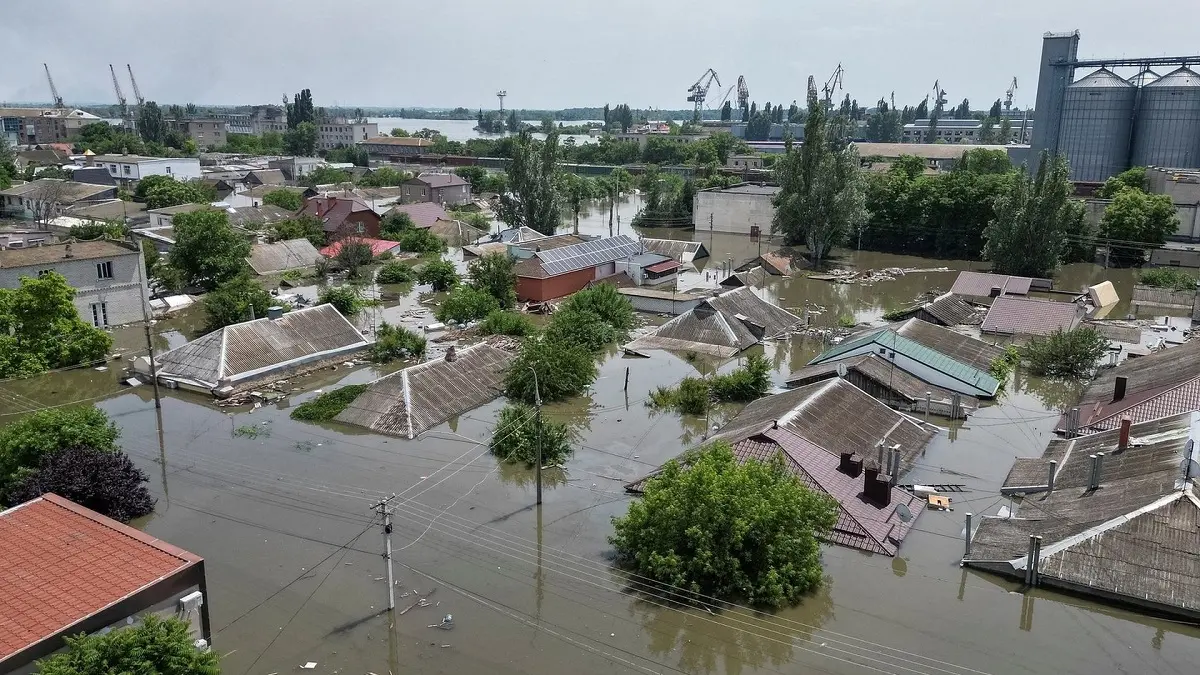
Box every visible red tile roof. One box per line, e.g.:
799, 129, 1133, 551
0, 494, 200, 662
320, 237, 401, 258
981, 296, 1081, 336
646, 259, 682, 274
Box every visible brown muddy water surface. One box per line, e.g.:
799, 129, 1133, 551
2, 199, 1195, 675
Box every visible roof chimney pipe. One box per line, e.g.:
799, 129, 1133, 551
1113, 375, 1128, 403
1095, 452, 1105, 488
1088, 454, 1098, 490
1047, 459, 1057, 493
445, 345, 457, 362
1118, 417, 1132, 452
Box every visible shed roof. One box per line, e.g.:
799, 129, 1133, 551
0, 179, 113, 202
950, 271, 1033, 298
786, 354, 977, 409
1063, 339, 1200, 434
64, 199, 148, 222
385, 201, 450, 229
225, 204, 296, 230
246, 169, 285, 185
513, 233, 591, 252
889, 292, 982, 326
719, 266, 768, 288
893, 318, 1004, 373
247, 238, 322, 275
319, 237, 400, 258
982, 296, 1081, 336
0, 494, 201, 664
335, 344, 514, 438
153, 304, 368, 390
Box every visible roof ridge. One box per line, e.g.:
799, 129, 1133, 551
778, 378, 838, 428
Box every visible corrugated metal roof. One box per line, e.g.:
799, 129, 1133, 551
640, 238, 709, 262
624, 287, 801, 357
981, 296, 1081, 336
922, 293, 982, 325
1064, 339, 1200, 433
335, 344, 513, 438
385, 202, 450, 229
1147, 66, 1200, 88
247, 238, 322, 275
786, 353, 977, 409
894, 318, 1004, 373
1069, 68, 1135, 89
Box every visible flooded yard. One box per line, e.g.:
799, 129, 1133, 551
2, 201, 1196, 675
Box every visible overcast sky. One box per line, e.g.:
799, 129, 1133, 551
3, 0, 1194, 113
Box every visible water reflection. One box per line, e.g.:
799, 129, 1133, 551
1015, 368, 1087, 413
497, 460, 568, 490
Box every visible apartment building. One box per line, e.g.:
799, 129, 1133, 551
0, 240, 149, 327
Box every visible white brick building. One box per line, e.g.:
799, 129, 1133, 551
0, 239, 149, 327
87, 154, 202, 183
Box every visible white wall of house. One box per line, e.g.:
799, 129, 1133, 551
99, 158, 201, 182
0, 249, 150, 327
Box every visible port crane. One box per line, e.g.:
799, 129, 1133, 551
127, 65, 145, 110
44, 64, 64, 109
109, 65, 128, 119
822, 63, 844, 106
736, 75, 750, 111
1004, 77, 1018, 113
686, 68, 720, 122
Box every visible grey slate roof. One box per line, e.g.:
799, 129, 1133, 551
385, 202, 449, 229
786, 353, 977, 410
982, 296, 1082, 336
154, 304, 368, 390
247, 238, 322, 275
891, 292, 982, 326
225, 205, 296, 230
950, 271, 1033, 298
625, 287, 802, 357
410, 173, 469, 189
335, 344, 514, 438
640, 238, 709, 262
719, 266, 768, 289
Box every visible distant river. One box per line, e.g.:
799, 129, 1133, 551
368, 117, 597, 145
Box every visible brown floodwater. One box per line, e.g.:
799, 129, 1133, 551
2, 200, 1196, 675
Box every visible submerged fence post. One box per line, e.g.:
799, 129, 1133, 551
964, 512, 973, 559
925, 391, 932, 420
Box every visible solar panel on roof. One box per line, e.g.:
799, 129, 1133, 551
537, 235, 640, 276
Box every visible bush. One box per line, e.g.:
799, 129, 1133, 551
290, 384, 368, 421
437, 285, 500, 324
489, 403, 573, 466
648, 377, 711, 415
319, 285, 364, 315
370, 322, 426, 362
467, 252, 517, 309
334, 238, 374, 279
1138, 267, 1198, 292
376, 261, 415, 284
558, 283, 635, 331
202, 274, 276, 333
610, 442, 838, 607
270, 214, 325, 247
837, 315, 857, 328
262, 188, 303, 211
0, 405, 119, 488
394, 227, 446, 254
1022, 327, 1109, 376
709, 353, 771, 402
417, 259, 461, 291
478, 310, 537, 336
505, 335, 597, 404
4, 447, 154, 522
542, 309, 617, 352
380, 211, 416, 239
36, 615, 219, 675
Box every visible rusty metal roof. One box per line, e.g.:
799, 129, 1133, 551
640, 238, 709, 262
982, 296, 1082, 336
335, 344, 514, 439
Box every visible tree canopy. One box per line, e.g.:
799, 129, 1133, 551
1100, 186, 1179, 266
416, 259, 460, 291
269, 214, 325, 247
5, 446, 154, 522
0, 272, 113, 378
610, 442, 837, 607
1022, 327, 1109, 376
497, 131, 562, 235
467, 252, 517, 310
982, 152, 1086, 277
168, 210, 251, 291
0, 405, 119, 490
35, 616, 219, 675
202, 274, 275, 332
262, 188, 303, 211
489, 403, 573, 467
505, 334, 597, 404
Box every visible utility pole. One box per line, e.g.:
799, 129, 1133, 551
528, 366, 543, 505
373, 494, 399, 611
137, 257, 162, 409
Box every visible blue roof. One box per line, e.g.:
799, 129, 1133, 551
810, 328, 1000, 395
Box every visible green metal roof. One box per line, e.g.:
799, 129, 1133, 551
810, 329, 1000, 394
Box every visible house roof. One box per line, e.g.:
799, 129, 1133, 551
247, 238, 322, 274
719, 266, 768, 288
246, 169, 285, 185
63, 199, 148, 222
889, 292, 982, 326
516, 235, 642, 279
496, 226, 546, 244
852, 142, 1012, 161
513, 233, 591, 252
147, 202, 209, 217
90, 154, 175, 164
981, 296, 1081, 336
360, 136, 434, 147
386, 201, 450, 229
0, 494, 201, 664
705, 183, 780, 196
335, 344, 514, 438
1062, 339, 1200, 434
300, 196, 378, 233
640, 238, 709, 262
810, 319, 1002, 397
625, 286, 802, 357
426, 218, 487, 245
409, 173, 469, 189
786, 353, 977, 410
965, 413, 1200, 618
244, 184, 306, 199
738, 252, 792, 276
950, 270, 1033, 298
646, 259, 681, 274
320, 237, 401, 258
153, 304, 368, 390
0, 179, 113, 202
0, 239, 137, 269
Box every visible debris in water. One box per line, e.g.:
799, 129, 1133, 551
300, 662, 317, 669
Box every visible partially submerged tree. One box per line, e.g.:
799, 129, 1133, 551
262, 188, 304, 211
370, 322, 426, 362
557, 283, 635, 331
497, 130, 561, 235
1100, 188, 1179, 266
610, 442, 838, 607
318, 284, 363, 316
467, 252, 517, 309
5, 446, 154, 522
35, 616, 219, 675
270, 215, 325, 247
489, 403, 573, 466
202, 274, 275, 332
168, 209, 251, 291
505, 335, 597, 404
542, 308, 617, 352
0, 272, 113, 378
982, 152, 1080, 277
416, 259, 460, 292
333, 235, 374, 279
0, 405, 119, 490
1022, 327, 1109, 377
436, 285, 500, 324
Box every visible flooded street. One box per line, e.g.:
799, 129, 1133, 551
3, 200, 1196, 675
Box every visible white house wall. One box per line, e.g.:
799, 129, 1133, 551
0, 250, 149, 327
693, 191, 776, 235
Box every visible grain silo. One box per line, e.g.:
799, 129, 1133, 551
1130, 69, 1160, 87
1131, 67, 1200, 168
1058, 69, 1136, 181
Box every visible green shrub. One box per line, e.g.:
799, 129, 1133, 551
467, 252, 517, 309
989, 345, 1021, 381
478, 310, 537, 336
376, 261, 415, 284
395, 227, 446, 254
290, 384, 368, 421
437, 285, 500, 324
542, 309, 617, 352
559, 283, 635, 331
319, 285, 363, 315
370, 322, 426, 362
0, 405, 119, 489
505, 335, 597, 404
1022, 327, 1109, 376
1138, 267, 1198, 292
647, 377, 711, 415
710, 354, 771, 402
837, 315, 857, 328
489, 403, 573, 466
417, 259, 460, 291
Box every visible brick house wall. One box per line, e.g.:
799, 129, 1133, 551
516, 267, 596, 302
0, 245, 148, 327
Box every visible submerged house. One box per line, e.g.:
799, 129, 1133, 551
335, 344, 514, 438
736, 252, 793, 276
514, 235, 642, 302
886, 292, 983, 327
246, 238, 322, 275
949, 270, 1045, 304
627, 378, 937, 556
624, 286, 801, 358
981, 296, 1082, 337
808, 318, 1005, 398
786, 353, 977, 418
141, 304, 369, 397
639, 238, 709, 264
1057, 339, 1200, 435
964, 412, 1200, 620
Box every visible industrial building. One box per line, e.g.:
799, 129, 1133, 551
1033, 31, 1200, 181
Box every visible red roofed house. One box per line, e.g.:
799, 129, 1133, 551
320, 237, 403, 258
515, 234, 642, 302
299, 195, 381, 241
402, 173, 472, 206
0, 494, 210, 673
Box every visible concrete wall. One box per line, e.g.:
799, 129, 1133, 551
0, 247, 149, 327
693, 190, 776, 235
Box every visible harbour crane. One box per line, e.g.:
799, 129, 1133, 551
822, 63, 844, 106
1004, 77, 1018, 113
496, 90, 507, 112
127, 65, 145, 108
716, 83, 736, 108
686, 68, 720, 122
932, 79, 948, 108
109, 65, 128, 119
44, 64, 64, 109
736, 75, 750, 112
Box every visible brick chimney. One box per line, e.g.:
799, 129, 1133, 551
1118, 416, 1132, 452
1113, 375, 1128, 403
838, 452, 863, 477
863, 461, 892, 507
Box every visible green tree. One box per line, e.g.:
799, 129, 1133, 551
270, 215, 325, 247
319, 285, 363, 315
142, 178, 211, 210
988, 99, 1003, 119
982, 152, 1077, 277
35, 616, 219, 675
370, 322, 426, 362
560, 172, 594, 234
542, 309, 617, 352
284, 121, 318, 156
380, 211, 416, 239
0, 405, 118, 490
558, 282, 634, 331
720, 100, 732, 121
1022, 328, 1109, 376
504, 335, 597, 404
437, 285, 500, 324
393, 227, 445, 253
1097, 166, 1148, 199
137, 101, 166, 144
333, 236, 374, 278
772, 78, 868, 264
262, 188, 303, 211
478, 310, 536, 336
302, 167, 350, 189
417, 259, 460, 291
497, 131, 561, 235
489, 403, 573, 466
1100, 188, 1179, 265
202, 274, 275, 332
5, 446, 154, 522
467, 252, 517, 309
977, 117, 998, 144
168, 209, 251, 291
287, 88, 315, 128
0, 273, 113, 378
506, 110, 520, 133
610, 442, 838, 608
376, 261, 415, 284
142, 240, 161, 277
998, 117, 1012, 144
358, 166, 409, 187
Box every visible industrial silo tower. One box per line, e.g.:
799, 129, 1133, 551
1131, 66, 1200, 168
1057, 69, 1136, 181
